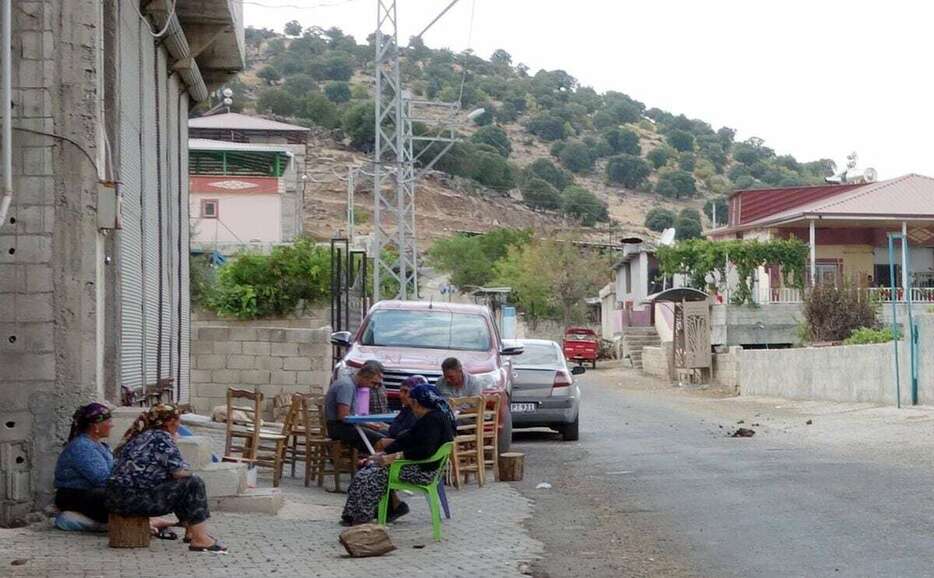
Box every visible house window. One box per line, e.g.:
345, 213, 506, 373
201, 199, 218, 219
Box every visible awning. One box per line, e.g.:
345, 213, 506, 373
642, 287, 709, 304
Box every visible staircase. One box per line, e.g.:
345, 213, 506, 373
621, 327, 661, 369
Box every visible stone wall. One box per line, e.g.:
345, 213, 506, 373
712, 347, 742, 390
189, 325, 332, 416
192, 305, 328, 330
710, 303, 803, 347
641, 343, 673, 381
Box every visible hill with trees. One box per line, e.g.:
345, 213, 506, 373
212, 24, 838, 242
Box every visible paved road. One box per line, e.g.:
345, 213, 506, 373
513, 367, 934, 578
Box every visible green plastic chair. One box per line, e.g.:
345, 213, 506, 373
377, 441, 454, 541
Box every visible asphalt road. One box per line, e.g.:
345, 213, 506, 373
512, 366, 934, 578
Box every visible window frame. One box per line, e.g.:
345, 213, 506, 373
201, 198, 219, 219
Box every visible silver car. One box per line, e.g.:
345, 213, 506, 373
507, 339, 584, 441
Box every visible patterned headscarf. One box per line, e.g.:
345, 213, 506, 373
66, 402, 112, 443
400, 375, 429, 389
115, 404, 181, 454
408, 384, 456, 427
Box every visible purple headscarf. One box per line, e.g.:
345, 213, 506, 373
67, 402, 112, 443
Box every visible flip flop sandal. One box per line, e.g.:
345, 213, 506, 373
152, 528, 179, 541
189, 540, 228, 553
183, 534, 215, 544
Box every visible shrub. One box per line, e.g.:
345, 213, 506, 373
606, 154, 651, 189
257, 65, 281, 85
561, 185, 608, 226
549, 140, 566, 158
678, 152, 696, 172
655, 170, 697, 198
521, 177, 562, 211
301, 93, 340, 128
324, 81, 352, 103
645, 207, 676, 232
256, 89, 300, 117
602, 127, 641, 155
342, 101, 375, 151
703, 197, 728, 224
471, 126, 512, 158
803, 287, 878, 343
843, 327, 898, 345
526, 113, 567, 141
674, 214, 703, 240
666, 129, 695, 152
283, 74, 317, 96
559, 141, 594, 173
494, 101, 519, 123
524, 158, 571, 191
647, 145, 673, 169
471, 151, 514, 191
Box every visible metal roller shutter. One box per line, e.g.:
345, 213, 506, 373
157, 49, 171, 379
178, 96, 191, 403
118, 8, 144, 390
140, 36, 159, 386
167, 74, 180, 386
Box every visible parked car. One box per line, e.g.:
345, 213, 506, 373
330, 300, 524, 451
563, 326, 599, 369
506, 338, 584, 441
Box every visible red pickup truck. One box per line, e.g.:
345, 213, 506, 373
562, 327, 599, 369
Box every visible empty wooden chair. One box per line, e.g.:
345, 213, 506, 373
448, 396, 485, 489
481, 393, 503, 482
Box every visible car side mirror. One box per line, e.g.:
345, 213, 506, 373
330, 331, 353, 347
571, 365, 586, 375
500, 345, 524, 356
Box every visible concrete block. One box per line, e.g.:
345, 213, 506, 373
212, 369, 240, 384
256, 328, 287, 342
22, 146, 52, 175
227, 354, 255, 370
242, 341, 270, 355
270, 342, 299, 356
298, 343, 328, 356
269, 370, 297, 385
240, 370, 271, 385
0, 234, 51, 264
282, 357, 311, 371
198, 327, 229, 341
228, 328, 258, 341
196, 355, 226, 370
210, 488, 283, 515
0, 352, 54, 380
254, 356, 283, 370
191, 340, 214, 355
197, 462, 247, 497
285, 329, 316, 343
176, 436, 215, 469
190, 369, 213, 384
213, 341, 242, 354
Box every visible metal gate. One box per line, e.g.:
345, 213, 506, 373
673, 300, 711, 383
330, 238, 369, 365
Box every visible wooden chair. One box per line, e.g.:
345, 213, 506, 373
222, 387, 289, 487
314, 405, 358, 492
481, 393, 503, 482
448, 396, 485, 489
281, 393, 324, 479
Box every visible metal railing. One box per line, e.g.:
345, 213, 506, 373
749, 286, 934, 304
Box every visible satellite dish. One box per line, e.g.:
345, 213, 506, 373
863, 167, 878, 182
467, 108, 486, 121
659, 227, 676, 246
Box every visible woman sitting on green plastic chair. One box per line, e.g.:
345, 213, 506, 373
341, 383, 455, 526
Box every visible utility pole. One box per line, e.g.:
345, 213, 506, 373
371, 0, 461, 301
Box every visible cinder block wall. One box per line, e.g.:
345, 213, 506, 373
641, 343, 673, 381
191, 306, 328, 330
189, 325, 333, 415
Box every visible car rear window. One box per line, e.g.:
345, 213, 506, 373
513, 342, 561, 366
361, 310, 492, 351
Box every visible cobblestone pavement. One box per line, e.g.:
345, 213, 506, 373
1, 475, 542, 578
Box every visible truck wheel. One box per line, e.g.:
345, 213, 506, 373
561, 416, 579, 441
498, 408, 513, 453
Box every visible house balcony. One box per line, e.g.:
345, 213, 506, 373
751, 286, 934, 304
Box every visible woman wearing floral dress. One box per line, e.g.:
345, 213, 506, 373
341, 384, 455, 525
106, 404, 227, 552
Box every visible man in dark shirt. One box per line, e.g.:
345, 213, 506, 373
325, 360, 386, 452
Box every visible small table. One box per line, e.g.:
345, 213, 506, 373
343, 413, 398, 454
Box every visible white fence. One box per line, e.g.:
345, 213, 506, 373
753, 286, 934, 304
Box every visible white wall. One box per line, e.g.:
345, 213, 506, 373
190, 192, 282, 244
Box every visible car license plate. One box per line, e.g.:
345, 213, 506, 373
511, 402, 537, 413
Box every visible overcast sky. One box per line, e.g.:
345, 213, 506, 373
243, 0, 934, 179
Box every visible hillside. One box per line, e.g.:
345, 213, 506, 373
213, 24, 838, 244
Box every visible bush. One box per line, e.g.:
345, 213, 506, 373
678, 207, 702, 223
342, 101, 375, 151
256, 89, 300, 117
471, 126, 512, 158
549, 140, 566, 158
526, 113, 567, 141
521, 177, 562, 211
471, 151, 514, 191
324, 81, 351, 103
301, 93, 340, 128
645, 207, 676, 232
524, 158, 571, 191
283, 74, 317, 96
308, 51, 354, 81
207, 238, 330, 319
495, 101, 519, 123
602, 127, 641, 155
559, 141, 594, 173
666, 129, 695, 152
606, 154, 651, 189
562, 185, 608, 226
678, 152, 695, 172
703, 197, 728, 224
647, 145, 673, 169
284, 20, 303, 37
803, 287, 878, 343
674, 214, 703, 240
844, 327, 898, 345
257, 65, 281, 85
655, 170, 697, 198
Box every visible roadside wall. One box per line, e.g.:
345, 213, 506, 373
189, 325, 332, 416
711, 303, 803, 347
642, 343, 673, 381
192, 306, 328, 330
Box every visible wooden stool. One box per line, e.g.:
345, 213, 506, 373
108, 514, 151, 548
498, 452, 524, 482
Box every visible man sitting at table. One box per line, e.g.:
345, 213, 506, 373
325, 360, 387, 452
434, 357, 483, 399
375, 375, 425, 451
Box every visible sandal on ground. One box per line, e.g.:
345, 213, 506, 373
388, 501, 409, 522
183, 533, 214, 544
189, 540, 228, 553
152, 528, 179, 540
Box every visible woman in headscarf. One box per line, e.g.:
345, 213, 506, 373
341, 383, 455, 526
107, 404, 227, 552
53, 403, 114, 526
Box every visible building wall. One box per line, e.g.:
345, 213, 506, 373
189, 325, 332, 416
190, 191, 281, 244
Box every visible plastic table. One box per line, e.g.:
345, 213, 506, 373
343, 413, 398, 454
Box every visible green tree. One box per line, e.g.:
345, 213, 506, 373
559, 141, 593, 173
494, 101, 519, 123
561, 185, 608, 226
647, 145, 673, 169
471, 151, 514, 191
256, 89, 300, 116
606, 154, 651, 189
644, 207, 676, 232
284, 20, 303, 37
521, 177, 562, 211
678, 152, 695, 172
656, 169, 697, 198
342, 101, 375, 151
301, 93, 340, 128
428, 229, 531, 289
524, 158, 571, 191
674, 213, 703, 240
703, 197, 728, 225
526, 113, 567, 141
602, 127, 641, 155
323, 81, 351, 103
257, 65, 281, 85
308, 51, 354, 81
471, 126, 512, 158
666, 129, 695, 152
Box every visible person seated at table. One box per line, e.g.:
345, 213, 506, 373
375, 375, 425, 451
434, 357, 483, 399
106, 404, 227, 552
53, 403, 114, 530
341, 383, 455, 526
325, 360, 387, 452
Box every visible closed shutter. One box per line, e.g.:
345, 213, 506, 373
118, 8, 144, 389
167, 75, 181, 389
178, 96, 191, 403
140, 36, 159, 386
157, 49, 171, 380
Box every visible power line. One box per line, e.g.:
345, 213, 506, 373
130, 0, 178, 38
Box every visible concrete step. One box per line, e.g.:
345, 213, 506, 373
210, 488, 283, 515
197, 461, 248, 498
177, 436, 215, 469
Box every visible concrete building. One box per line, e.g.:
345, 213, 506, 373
0, 1, 245, 526
188, 112, 309, 252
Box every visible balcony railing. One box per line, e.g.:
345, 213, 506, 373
749, 286, 934, 304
